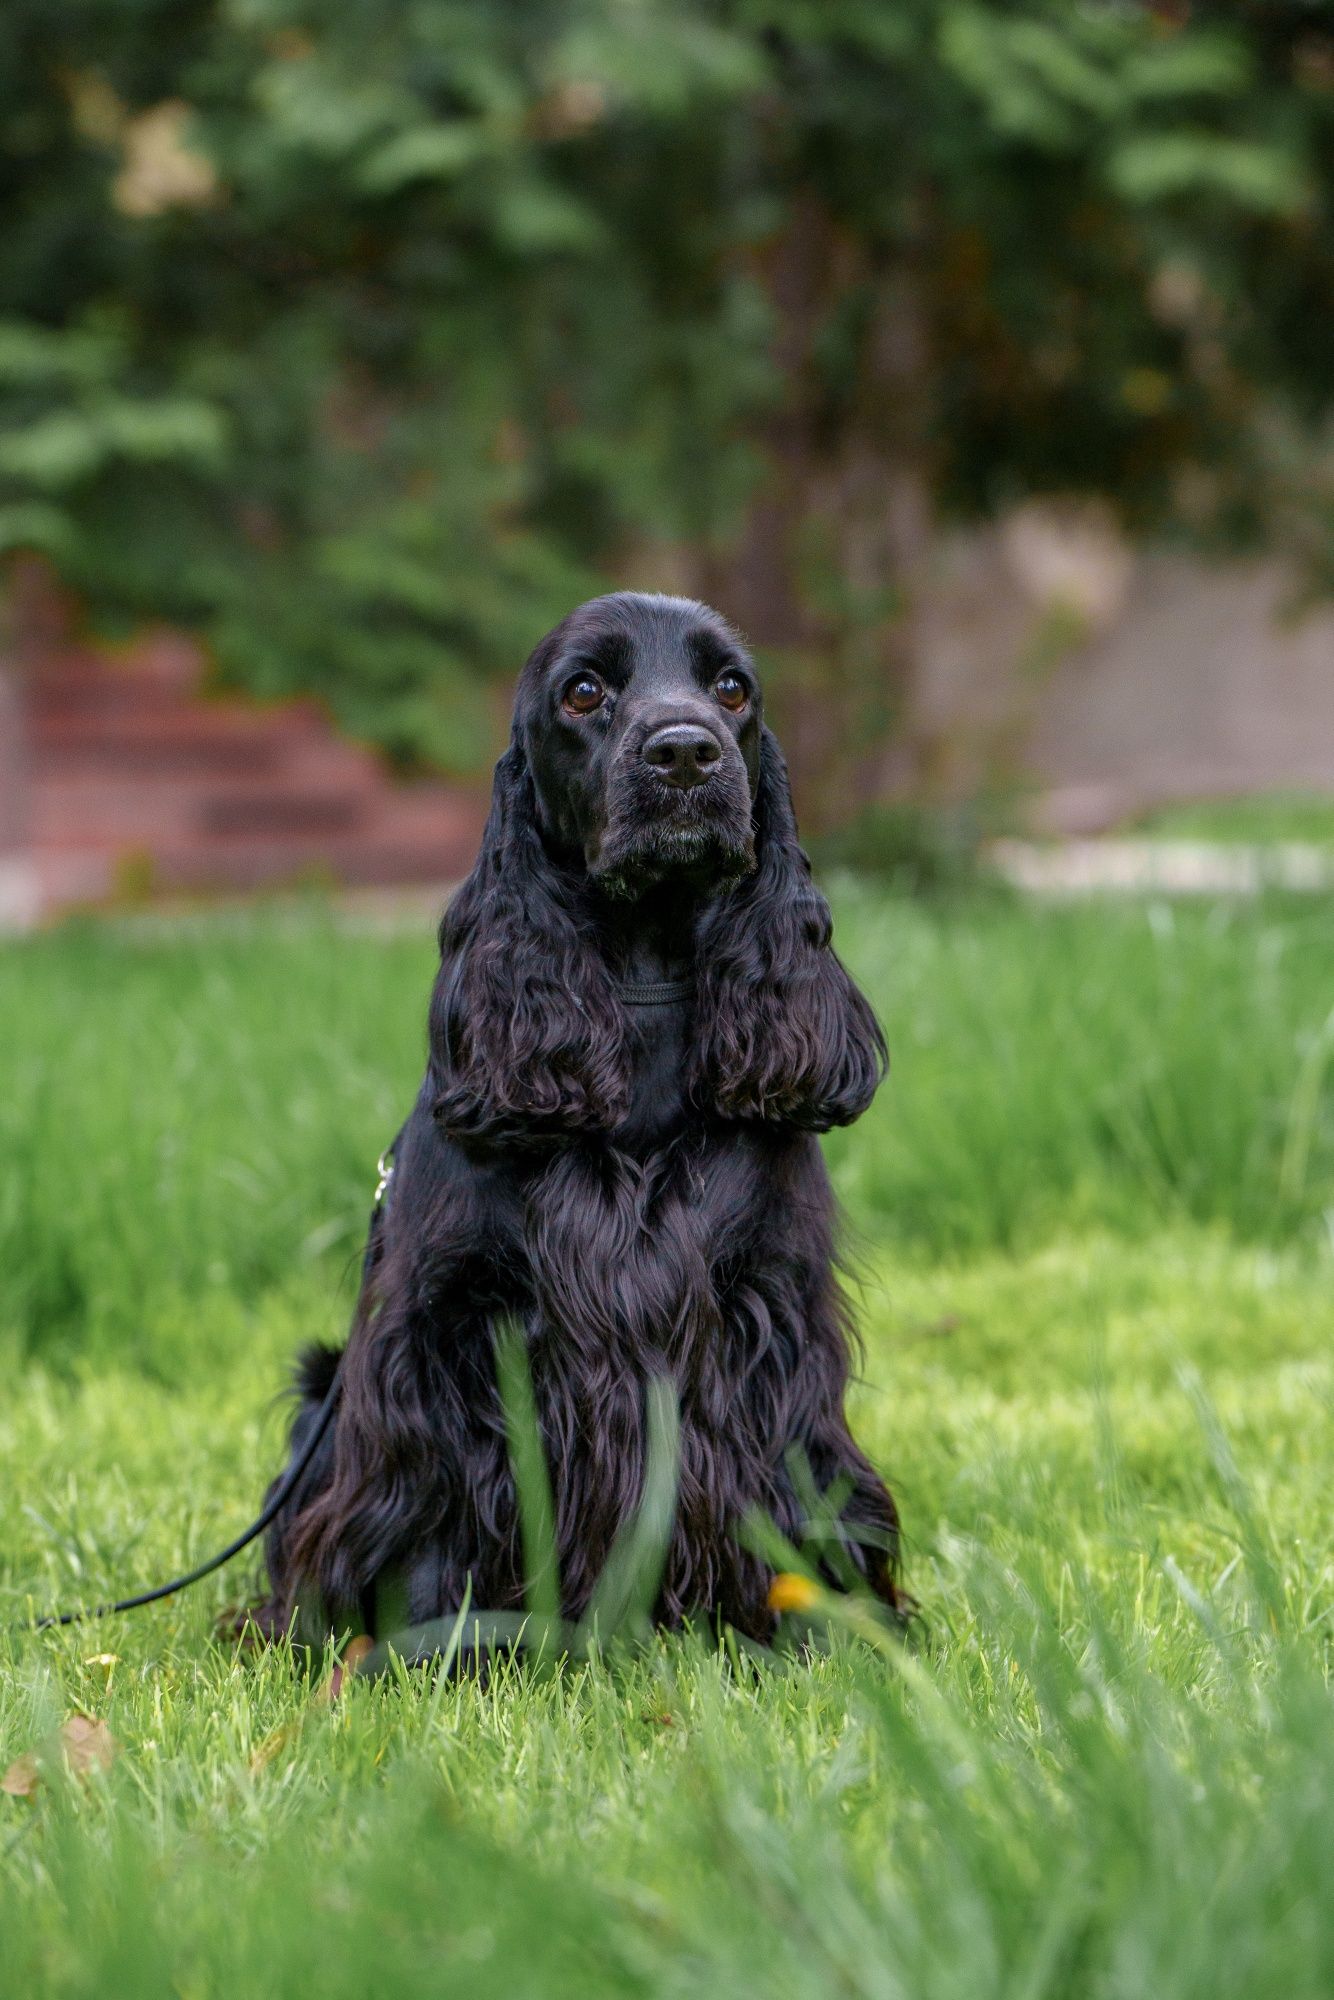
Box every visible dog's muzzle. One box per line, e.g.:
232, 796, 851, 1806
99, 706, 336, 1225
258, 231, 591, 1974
641, 721, 723, 790
591, 729, 755, 896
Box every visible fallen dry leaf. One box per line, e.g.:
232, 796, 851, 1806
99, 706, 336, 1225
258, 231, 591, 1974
249, 1720, 301, 1775
1, 1752, 38, 1800
323, 1634, 374, 1702
60, 1713, 117, 1777
250, 1635, 375, 1776
3, 1713, 118, 1799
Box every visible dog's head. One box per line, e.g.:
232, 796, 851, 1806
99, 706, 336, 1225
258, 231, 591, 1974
430, 592, 885, 1144
516, 593, 761, 900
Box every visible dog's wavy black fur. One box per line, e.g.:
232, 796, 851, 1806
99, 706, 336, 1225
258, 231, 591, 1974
258, 592, 902, 1642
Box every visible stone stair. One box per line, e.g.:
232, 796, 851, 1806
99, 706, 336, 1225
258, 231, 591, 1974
3, 608, 486, 922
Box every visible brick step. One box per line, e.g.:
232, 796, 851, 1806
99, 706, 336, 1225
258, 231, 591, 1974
150, 830, 479, 893
6, 573, 489, 919
24, 640, 202, 712
33, 700, 327, 773
26, 668, 276, 714
45, 734, 386, 794
35, 831, 476, 904
32, 742, 389, 848
34, 777, 478, 854
145, 785, 482, 863
198, 791, 365, 838
34, 791, 371, 850
352, 783, 488, 846
31, 796, 484, 906
26, 645, 206, 712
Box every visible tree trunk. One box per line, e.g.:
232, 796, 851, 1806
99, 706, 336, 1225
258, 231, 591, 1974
710, 196, 936, 827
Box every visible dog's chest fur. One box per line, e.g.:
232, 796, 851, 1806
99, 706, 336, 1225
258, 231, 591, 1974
612, 990, 693, 1157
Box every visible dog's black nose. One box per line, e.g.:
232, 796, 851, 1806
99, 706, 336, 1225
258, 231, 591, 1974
642, 722, 722, 788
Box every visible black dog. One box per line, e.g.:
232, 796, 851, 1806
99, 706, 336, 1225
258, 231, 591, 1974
260, 593, 901, 1643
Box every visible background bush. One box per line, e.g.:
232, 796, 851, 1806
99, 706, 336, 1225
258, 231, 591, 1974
2, 2, 1332, 805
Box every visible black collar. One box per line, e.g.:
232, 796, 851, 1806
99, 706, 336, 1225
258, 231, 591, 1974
612, 975, 694, 1007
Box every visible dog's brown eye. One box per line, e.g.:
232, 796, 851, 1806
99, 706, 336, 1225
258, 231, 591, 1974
714, 671, 749, 712
562, 673, 605, 716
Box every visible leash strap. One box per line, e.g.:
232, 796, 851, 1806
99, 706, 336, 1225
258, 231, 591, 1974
21, 1132, 402, 1632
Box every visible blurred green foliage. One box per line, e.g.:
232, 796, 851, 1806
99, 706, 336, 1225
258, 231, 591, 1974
810, 800, 1000, 896
0, 1, 1331, 774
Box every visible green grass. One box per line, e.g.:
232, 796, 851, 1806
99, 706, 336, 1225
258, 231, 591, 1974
3, 888, 1333, 1366
1132, 791, 1334, 846
2, 891, 1332, 1995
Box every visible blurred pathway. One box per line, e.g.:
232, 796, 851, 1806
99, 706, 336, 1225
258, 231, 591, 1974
989, 838, 1334, 896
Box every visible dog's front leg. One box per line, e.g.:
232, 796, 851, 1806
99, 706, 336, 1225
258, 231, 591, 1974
288, 1278, 521, 1633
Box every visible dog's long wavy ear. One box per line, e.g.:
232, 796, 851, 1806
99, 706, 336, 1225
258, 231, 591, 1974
429, 740, 629, 1144
692, 729, 887, 1130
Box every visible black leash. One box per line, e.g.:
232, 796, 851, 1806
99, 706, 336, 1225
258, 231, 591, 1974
21, 1139, 399, 1634
31, 1364, 345, 1630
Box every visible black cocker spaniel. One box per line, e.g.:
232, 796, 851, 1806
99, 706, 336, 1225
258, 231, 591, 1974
260, 592, 902, 1644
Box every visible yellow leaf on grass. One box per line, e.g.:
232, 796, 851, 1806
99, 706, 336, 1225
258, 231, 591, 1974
2, 1713, 117, 1798
250, 1720, 301, 1775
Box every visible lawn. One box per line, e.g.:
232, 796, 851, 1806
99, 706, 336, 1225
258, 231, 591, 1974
1, 888, 1331, 1997
1133, 791, 1334, 847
